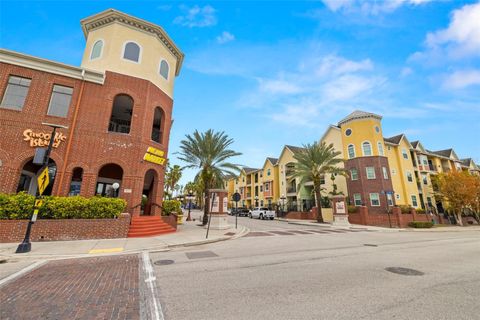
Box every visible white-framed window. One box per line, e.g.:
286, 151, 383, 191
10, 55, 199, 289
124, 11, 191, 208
382, 167, 389, 179
353, 194, 362, 206
1, 75, 31, 110
402, 149, 409, 159
362, 141, 372, 156
265, 183, 269, 191
406, 171, 413, 182
411, 195, 418, 207
377, 142, 384, 156
374, 126, 380, 133
122, 41, 141, 63
396, 194, 400, 200
267, 169, 271, 176
422, 175, 428, 185
348, 144, 355, 159
350, 168, 358, 181
366, 167, 376, 179
159, 59, 169, 80
370, 193, 380, 206
90, 39, 103, 60
345, 128, 352, 136
47, 84, 73, 118
387, 194, 394, 206
260, 200, 264, 206
260, 185, 263, 192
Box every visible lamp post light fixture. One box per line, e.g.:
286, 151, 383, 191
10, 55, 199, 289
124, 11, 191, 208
186, 189, 194, 221
112, 182, 120, 197
16, 122, 68, 254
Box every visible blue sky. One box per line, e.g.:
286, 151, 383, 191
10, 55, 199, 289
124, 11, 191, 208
1, 1, 479, 187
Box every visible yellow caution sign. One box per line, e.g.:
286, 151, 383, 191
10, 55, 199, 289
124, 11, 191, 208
37, 167, 49, 195
32, 209, 39, 222
34, 199, 44, 207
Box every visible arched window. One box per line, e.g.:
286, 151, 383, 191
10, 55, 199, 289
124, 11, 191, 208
151, 107, 164, 143
377, 142, 384, 156
109, 94, 134, 134
69, 167, 83, 196
159, 60, 169, 80
123, 42, 140, 62
90, 40, 103, 60
347, 144, 355, 159
362, 141, 372, 156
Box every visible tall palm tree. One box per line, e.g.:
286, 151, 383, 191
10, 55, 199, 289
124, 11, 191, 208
165, 164, 183, 199
293, 141, 346, 223
177, 129, 241, 225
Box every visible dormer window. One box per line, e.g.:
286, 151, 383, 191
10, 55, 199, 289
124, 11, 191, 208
159, 60, 169, 80
90, 40, 103, 60
123, 42, 141, 63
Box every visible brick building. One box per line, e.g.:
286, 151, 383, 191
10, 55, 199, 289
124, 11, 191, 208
0, 9, 184, 217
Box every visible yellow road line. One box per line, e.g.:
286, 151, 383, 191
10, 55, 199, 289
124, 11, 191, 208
88, 247, 124, 254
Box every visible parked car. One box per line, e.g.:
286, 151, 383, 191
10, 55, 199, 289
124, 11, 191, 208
249, 207, 275, 220
233, 208, 250, 217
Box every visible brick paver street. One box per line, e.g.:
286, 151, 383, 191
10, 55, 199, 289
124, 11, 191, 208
1, 255, 140, 320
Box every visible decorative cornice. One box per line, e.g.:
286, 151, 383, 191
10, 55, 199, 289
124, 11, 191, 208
80, 9, 184, 76
0, 49, 105, 84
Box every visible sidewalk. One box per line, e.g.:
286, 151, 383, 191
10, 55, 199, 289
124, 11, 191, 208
0, 213, 248, 261
277, 218, 401, 232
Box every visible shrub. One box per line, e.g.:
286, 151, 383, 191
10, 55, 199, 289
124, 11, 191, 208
162, 200, 181, 216
348, 205, 358, 213
415, 208, 426, 214
399, 205, 413, 214
408, 221, 434, 228
0, 193, 126, 220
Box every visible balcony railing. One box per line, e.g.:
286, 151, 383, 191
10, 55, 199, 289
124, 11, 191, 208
287, 187, 296, 194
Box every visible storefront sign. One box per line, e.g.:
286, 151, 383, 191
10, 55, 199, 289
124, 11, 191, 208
23, 129, 66, 148
335, 201, 346, 214
143, 146, 166, 165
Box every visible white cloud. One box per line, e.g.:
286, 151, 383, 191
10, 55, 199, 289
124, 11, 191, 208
412, 2, 480, 61
258, 78, 303, 94
174, 5, 217, 27
322, 74, 384, 102
442, 69, 480, 89
321, 0, 432, 15
216, 31, 235, 44
400, 67, 413, 77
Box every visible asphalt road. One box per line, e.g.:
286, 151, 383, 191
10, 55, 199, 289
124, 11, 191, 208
152, 219, 480, 320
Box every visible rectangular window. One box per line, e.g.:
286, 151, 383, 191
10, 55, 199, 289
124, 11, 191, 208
382, 167, 388, 179
350, 168, 358, 181
366, 167, 376, 179
422, 175, 428, 185
320, 175, 325, 185
391, 168, 396, 175
387, 194, 393, 206
260, 185, 263, 192
353, 194, 362, 206
370, 193, 380, 206
427, 197, 433, 207
407, 172, 413, 182
396, 194, 400, 200
265, 183, 269, 191
411, 195, 418, 207
402, 149, 409, 159
47, 85, 73, 117
1, 75, 31, 110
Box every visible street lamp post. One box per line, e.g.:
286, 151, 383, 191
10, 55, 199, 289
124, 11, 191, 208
186, 189, 193, 221
280, 194, 286, 216
16, 123, 68, 254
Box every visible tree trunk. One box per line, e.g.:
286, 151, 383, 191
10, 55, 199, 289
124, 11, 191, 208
314, 184, 324, 223
202, 177, 210, 225
455, 211, 463, 226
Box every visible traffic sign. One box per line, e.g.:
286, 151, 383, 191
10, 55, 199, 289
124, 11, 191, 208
232, 192, 241, 202
37, 167, 49, 195
34, 199, 44, 207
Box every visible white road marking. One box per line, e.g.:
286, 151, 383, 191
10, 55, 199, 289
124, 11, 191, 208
0, 260, 47, 287
142, 251, 164, 320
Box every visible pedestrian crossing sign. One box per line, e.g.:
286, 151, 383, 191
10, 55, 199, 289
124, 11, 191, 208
34, 199, 44, 207
37, 167, 49, 195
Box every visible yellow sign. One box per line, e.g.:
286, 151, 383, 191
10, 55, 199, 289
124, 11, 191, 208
23, 129, 66, 148
143, 153, 166, 165
34, 199, 44, 207
32, 209, 39, 222
146, 146, 165, 157
37, 167, 50, 195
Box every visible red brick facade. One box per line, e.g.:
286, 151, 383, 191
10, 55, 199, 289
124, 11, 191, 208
345, 156, 394, 214
0, 62, 173, 216
0, 213, 131, 243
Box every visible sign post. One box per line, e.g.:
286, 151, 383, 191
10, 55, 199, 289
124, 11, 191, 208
232, 192, 241, 229
16, 123, 68, 254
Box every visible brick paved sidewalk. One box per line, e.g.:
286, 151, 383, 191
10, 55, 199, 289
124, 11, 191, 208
0, 255, 141, 320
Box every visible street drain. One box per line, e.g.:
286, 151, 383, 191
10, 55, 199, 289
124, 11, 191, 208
154, 259, 174, 266
385, 267, 424, 276
364, 244, 378, 247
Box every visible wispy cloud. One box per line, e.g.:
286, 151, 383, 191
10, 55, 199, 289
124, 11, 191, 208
216, 31, 235, 44
321, 0, 433, 15
442, 69, 480, 89
173, 5, 217, 28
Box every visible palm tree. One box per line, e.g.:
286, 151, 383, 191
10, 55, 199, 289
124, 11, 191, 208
177, 129, 241, 225
165, 164, 182, 199
293, 141, 346, 223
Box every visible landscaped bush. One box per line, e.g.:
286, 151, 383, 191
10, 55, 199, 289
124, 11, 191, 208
348, 205, 358, 213
0, 192, 126, 220
415, 208, 426, 214
162, 200, 181, 216
399, 205, 413, 214
408, 221, 434, 228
